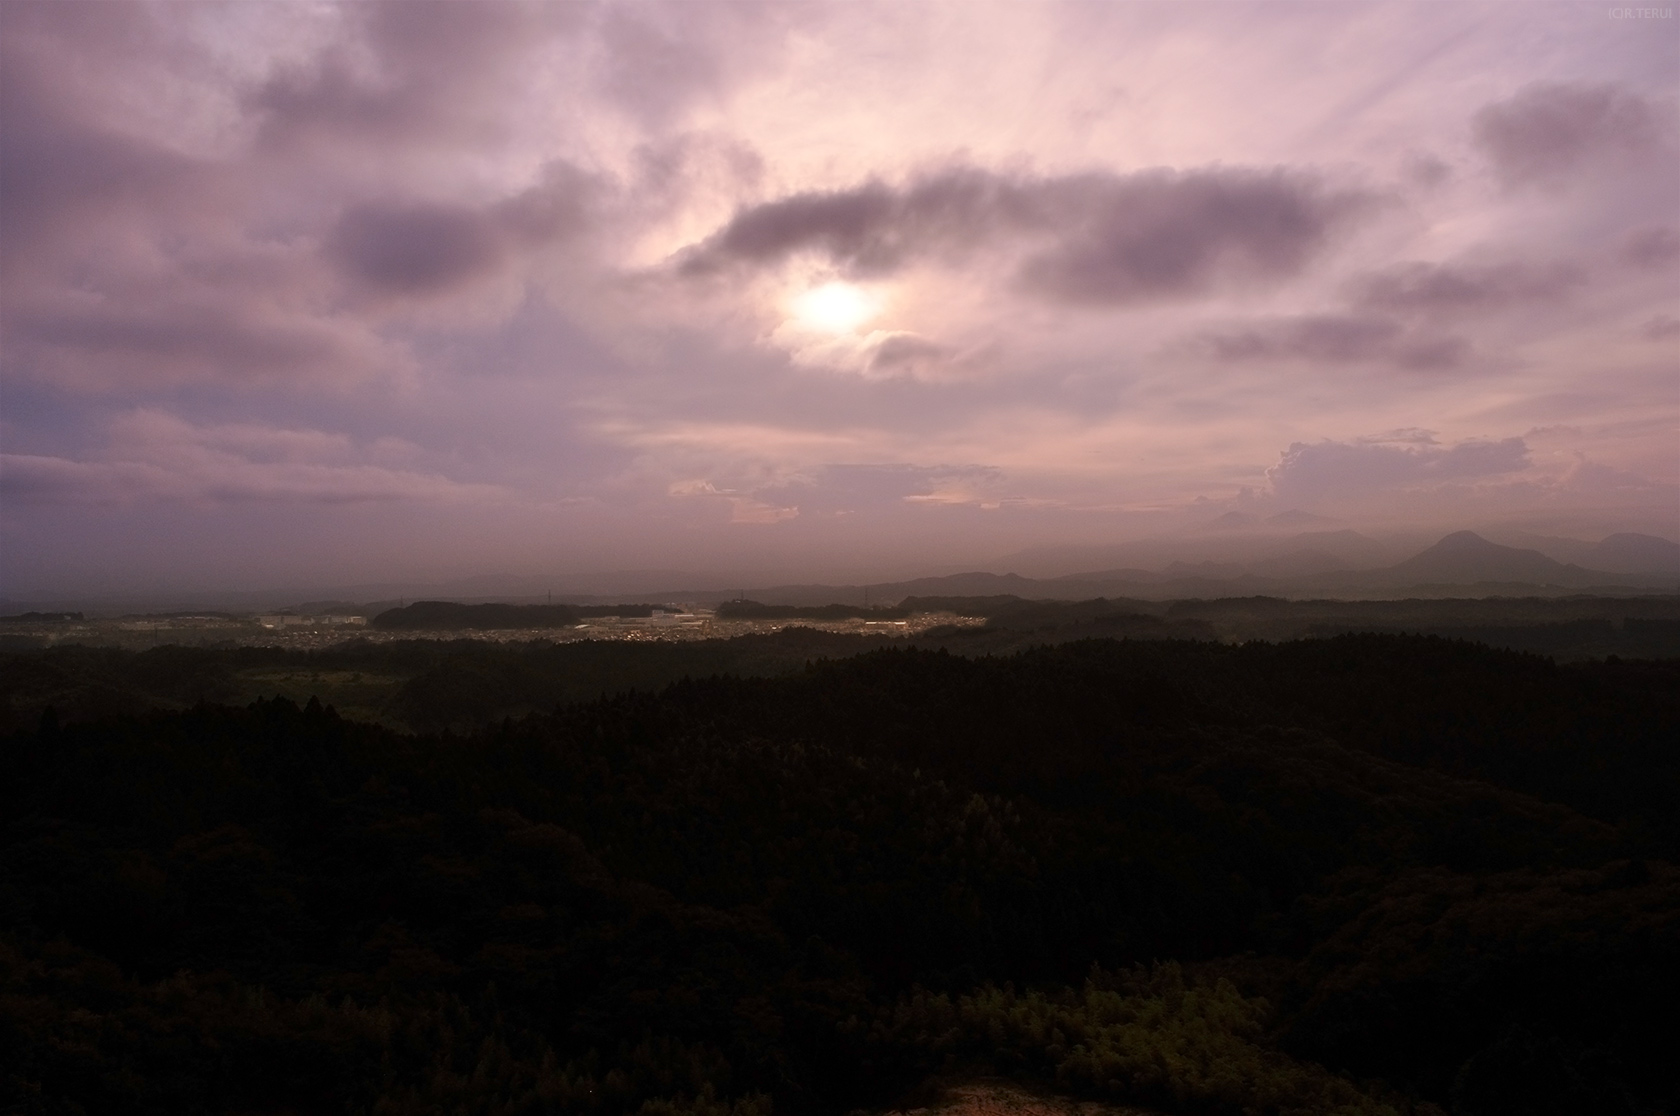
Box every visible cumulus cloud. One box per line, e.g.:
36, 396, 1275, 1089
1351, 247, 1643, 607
1267, 435, 1530, 505
1473, 82, 1670, 188
676, 166, 1374, 306
0, 411, 503, 505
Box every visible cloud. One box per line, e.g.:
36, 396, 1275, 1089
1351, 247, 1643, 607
1351, 260, 1586, 316
596, 4, 722, 126
1620, 226, 1680, 270
1358, 428, 1441, 445
669, 462, 1003, 522
1200, 315, 1398, 362
1196, 314, 1468, 370
0, 411, 503, 505
728, 499, 799, 524
1472, 82, 1669, 188
594, 2, 815, 127
865, 332, 949, 376
6, 289, 409, 391
1560, 456, 1674, 496
770, 325, 954, 380
330, 202, 505, 295
676, 165, 1374, 306
784, 463, 1003, 512
1641, 315, 1680, 341
0, 51, 198, 272
328, 164, 595, 297
1267, 435, 1530, 505
1014, 170, 1373, 305
250, 1, 580, 150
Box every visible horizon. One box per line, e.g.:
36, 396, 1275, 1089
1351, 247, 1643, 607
6, 523, 1678, 615
3, 1, 1677, 598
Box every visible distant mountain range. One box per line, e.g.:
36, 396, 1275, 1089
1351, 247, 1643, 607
696, 530, 1680, 607
7, 531, 1677, 616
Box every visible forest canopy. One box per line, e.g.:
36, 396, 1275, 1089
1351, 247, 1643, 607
3, 632, 1677, 1115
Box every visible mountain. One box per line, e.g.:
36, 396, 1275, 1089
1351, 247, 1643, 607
1589, 533, 1680, 575
1381, 531, 1613, 587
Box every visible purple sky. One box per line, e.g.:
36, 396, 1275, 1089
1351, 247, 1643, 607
2, 0, 1676, 596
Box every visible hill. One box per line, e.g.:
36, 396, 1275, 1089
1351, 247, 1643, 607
1378, 531, 1610, 587
4, 636, 1677, 1114
1590, 531, 1680, 574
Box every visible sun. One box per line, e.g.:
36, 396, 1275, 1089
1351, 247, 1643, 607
791, 282, 877, 334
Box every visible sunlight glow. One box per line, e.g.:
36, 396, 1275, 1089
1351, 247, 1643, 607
791, 282, 878, 334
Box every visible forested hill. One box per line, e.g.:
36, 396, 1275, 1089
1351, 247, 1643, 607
4, 635, 1677, 1115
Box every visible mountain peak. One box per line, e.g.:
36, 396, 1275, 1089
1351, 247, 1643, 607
1430, 530, 1497, 552
1388, 530, 1602, 586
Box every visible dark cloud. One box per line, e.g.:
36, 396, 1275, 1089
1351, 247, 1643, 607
1473, 82, 1668, 188
327, 165, 593, 296
1621, 226, 1680, 270
865, 332, 949, 375
677, 181, 917, 276
1197, 315, 1468, 370
1268, 436, 1530, 504
1015, 170, 1370, 304
1391, 336, 1472, 371
496, 163, 598, 242
1351, 260, 1586, 315
1200, 315, 1400, 362
677, 166, 1372, 305
330, 203, 504, 295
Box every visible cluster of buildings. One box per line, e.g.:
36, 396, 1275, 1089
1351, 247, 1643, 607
255, 614, 368, 630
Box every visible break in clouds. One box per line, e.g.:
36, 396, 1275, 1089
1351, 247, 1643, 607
0, 1, 1676, 592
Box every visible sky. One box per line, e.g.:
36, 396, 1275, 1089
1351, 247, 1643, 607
2, 0, 1677, 597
